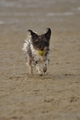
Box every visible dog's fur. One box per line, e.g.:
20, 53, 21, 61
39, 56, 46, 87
22, 28, 51, 75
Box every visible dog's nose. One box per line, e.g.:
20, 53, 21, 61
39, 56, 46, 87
41, 47, 44, 51
40, 45, 44, 51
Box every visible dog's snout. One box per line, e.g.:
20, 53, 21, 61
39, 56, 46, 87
40, 46, 44, 51
41, 48, 44, 51
39, 44, 44, 51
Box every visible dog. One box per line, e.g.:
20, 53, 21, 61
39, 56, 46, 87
22, 28, 51, 76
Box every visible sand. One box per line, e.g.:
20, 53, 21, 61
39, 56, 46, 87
0, 0, 80, 120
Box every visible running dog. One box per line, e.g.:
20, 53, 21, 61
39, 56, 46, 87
22, 28, 51, 76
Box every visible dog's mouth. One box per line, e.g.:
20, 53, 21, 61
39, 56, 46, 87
37, 49, 46, 56
36, 47, 47, 56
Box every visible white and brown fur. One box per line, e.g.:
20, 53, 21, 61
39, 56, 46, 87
22, 28, 51, 76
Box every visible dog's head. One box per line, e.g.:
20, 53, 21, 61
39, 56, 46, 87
28, 28, 51, 51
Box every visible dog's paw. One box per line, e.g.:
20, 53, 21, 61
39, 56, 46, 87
39, 73, 42, 76
43, 67, 47, 73
38, 71, 42, 76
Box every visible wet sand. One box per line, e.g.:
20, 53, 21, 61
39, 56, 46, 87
0, 0, 80, 120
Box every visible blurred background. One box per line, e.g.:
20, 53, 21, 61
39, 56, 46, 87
0, 0, 80, 33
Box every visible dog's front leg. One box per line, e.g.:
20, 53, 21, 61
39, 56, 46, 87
43, 59, 49, 73
43, 51, 50, 73
35, 61, 42, 76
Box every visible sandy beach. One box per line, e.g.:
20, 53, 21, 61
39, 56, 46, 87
0, 0, 80, 120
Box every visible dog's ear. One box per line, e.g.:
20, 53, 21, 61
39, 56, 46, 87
28, 30, 38, 39
45, 28, 51, 40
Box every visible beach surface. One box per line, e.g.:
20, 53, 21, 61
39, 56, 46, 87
0, 0, 80, 120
